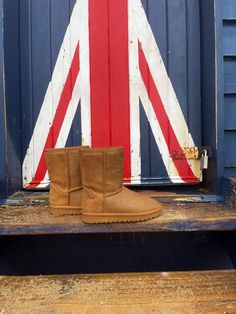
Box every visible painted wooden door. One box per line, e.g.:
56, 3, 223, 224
21, 0, 201, 188
221, 0, 236, 177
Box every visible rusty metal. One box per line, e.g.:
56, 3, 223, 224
171, 147, 199, 160
183, 147, 199, 159
171, 147, 213, 160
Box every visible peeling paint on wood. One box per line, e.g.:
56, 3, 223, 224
0, 270, 236, 313
0, 201, 235, 235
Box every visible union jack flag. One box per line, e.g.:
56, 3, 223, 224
23, 0, 201, 189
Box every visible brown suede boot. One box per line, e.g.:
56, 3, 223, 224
45, 146, 87, 215
79, 147, 163, 223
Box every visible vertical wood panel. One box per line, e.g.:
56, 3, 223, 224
222, 0, 236, 19
20, 0, 33, 160
20, 0, 78, 184
223, 21, 236, 56
148, 0, 169, 178
68, 102, 82, 146
4, 0, 22, 192
140, 101, 151, 178
224, 57, 236, 94
140, 0, 151, 178
89, 0, 111, 147
224, 131, 236, 167
69, 0, 76, 16
148, 0, 167, 66
50, 0, 71, 146
69, 0, 79, 146
140, 0, 201, 181
50, 0, 70, 68
224, 95, 236, 130
167, 0, 188, 121
0, 0, 6, 197
31, 0, 52, 173
221, 0, 236, 179
31, 0, 52, 123
109, 0, 131, 178
186, 0, 201, 146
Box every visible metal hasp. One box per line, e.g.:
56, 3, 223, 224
183, 147, 199, 160
171, 146, 212, 161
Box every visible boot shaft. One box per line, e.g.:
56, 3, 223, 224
45, 147, 82, 189
80, 147, 124, 196
45, 146, 84, 209
79, 147, 163, 223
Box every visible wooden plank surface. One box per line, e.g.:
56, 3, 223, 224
223, 20, 236, 56
227, 177, 236, 208
0, 270, 236, 313
222, 0, 236, 19
224, 57, 236, 94
225, 131, 236, 167
0, 200, 235, 235
224, 95, 236, 130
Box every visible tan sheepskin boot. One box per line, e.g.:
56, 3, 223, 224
45, 146, 87, 215
79, 147, 163, 223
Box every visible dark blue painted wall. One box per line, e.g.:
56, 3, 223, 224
200, 0, 225, 193
0, 0, 23, 198
0, 0, 7, 198
4, 0, 22, 195
221, 0, 236, 178
0, 0, 234, 197
20, 0, 77, 160
19, 0, 201, 185
139, 0, 201, 183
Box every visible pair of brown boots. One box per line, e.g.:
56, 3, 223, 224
45, 146, 163, 223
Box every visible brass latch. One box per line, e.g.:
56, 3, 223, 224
171, 146, 212, 160
182, 147, 199, 159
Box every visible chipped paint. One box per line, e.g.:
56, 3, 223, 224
0, 271, 236, 313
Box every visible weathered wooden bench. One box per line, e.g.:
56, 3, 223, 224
0, 191, 235, 235
0, 270, 236, 313
0, 190, 236, 313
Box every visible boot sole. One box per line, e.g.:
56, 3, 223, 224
49, 208, 81, 215
80, 207, 162, 223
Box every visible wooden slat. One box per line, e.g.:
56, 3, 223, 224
0, 270, 236, 313
186, 0, 201, 146
225, 130, 236, 167
224, 95, 236, 130
31, 0, 52, 126
222, 0, 236, 19
223, 20, 236, 56
224, 57, 236, 94
4, 0, 22, 194
0, 0, 6, 199
168, 0, 188, 120
0, 201, 235, 235
140, 0, 170, 181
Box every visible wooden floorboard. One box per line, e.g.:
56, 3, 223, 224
0, 202, 236, 235
0, 270, 235, 313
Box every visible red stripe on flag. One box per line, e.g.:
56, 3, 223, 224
138, 42, 198, 182
26, 42, 80, 188
89, 0, 131, 181
89, 0, 110, 146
